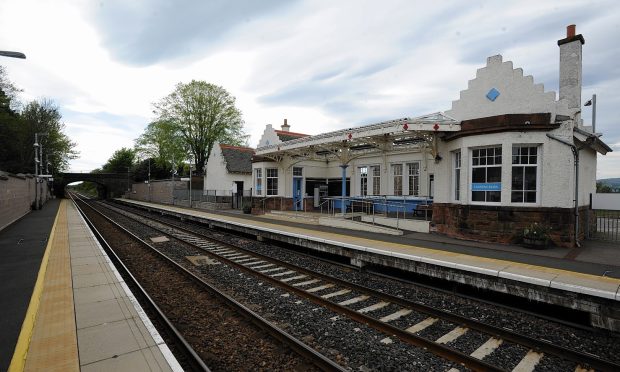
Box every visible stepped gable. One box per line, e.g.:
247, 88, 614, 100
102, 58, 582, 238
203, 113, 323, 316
219, 144, 254, 174
446, 55, 569, 123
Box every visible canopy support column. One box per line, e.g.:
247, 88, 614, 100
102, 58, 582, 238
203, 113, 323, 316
340, 164, 348, 217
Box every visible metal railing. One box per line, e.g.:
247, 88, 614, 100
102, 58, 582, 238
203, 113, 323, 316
318, 196, 432, 231
259, 195, 284, 214
592, 210, 620, 241
589, 193, 620, 242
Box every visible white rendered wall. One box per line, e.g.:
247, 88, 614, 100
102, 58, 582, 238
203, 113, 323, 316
446, 55, 570, 122
204, 143, 252, 192
257, 124, 282, 148
434, 127, 583, 209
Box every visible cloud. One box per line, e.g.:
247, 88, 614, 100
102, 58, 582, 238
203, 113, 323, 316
2, 0, 620, 178
84, 0, 297, 66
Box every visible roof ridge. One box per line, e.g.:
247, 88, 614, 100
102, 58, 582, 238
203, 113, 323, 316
274, 130, 309, 136
220, 144, 255, 152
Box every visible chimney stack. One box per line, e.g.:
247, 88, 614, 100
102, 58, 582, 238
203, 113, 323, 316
281, 118, 290, 132
557, 24, 585, 118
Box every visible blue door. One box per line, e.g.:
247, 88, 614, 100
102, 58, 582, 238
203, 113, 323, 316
293, 178, 302, 211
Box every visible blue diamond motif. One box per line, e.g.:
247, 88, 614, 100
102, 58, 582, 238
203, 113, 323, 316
486, 88, 500, 102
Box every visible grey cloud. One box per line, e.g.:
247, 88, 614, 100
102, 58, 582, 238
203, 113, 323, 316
87, 0, 296, 65
455, 7, 601, 65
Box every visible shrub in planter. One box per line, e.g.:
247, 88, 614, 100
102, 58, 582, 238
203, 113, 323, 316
521, 222, 551, 248
242, 204, 252, 214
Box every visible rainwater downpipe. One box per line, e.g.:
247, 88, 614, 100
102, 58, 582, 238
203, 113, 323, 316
546, 133, 581, 247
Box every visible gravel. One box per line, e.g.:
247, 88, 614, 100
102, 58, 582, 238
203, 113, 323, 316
104, 200, 620, 370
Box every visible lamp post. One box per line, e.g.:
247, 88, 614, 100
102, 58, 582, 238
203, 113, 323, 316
189, 164, 193, 208
148, 158, 151, 202
0, 51, 26, 59
33, 137, 40, 175
171, 155, 176, 205
584, 94, 596, 133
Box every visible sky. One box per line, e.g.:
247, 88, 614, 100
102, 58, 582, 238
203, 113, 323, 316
0, 0, 618, 178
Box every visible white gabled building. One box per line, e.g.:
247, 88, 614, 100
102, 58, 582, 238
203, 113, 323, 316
252, 25, 611, 247
204, 142, 254, 195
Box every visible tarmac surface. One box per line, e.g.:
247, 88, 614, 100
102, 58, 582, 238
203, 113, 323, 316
171, 206, 620, 278
0, 199, 60, 371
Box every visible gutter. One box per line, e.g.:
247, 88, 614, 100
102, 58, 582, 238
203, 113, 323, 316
546, 133, 594, 247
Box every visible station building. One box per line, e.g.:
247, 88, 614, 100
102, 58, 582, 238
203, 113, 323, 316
237, 26, 612, 247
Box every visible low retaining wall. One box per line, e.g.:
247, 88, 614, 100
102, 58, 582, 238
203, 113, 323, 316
432, 203, 591, 248
130, 180, 186, 205
0, 171, 50, 231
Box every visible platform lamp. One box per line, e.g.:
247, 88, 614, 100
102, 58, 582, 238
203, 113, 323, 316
584, 94, 596, 133
0, 51, 26, 59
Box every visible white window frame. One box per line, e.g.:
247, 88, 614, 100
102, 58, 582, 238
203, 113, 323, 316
266, 168, 278, 196
470, 145, 502, 205
372, 166, 381, 195
407, 162, 420, 196
511, 145, 540, 204
359, 166, 368, 196
452, 151, 461, 201
254, 168, 263, 196
392, 163, 403, 196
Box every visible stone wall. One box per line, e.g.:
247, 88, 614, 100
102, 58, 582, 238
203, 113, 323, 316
0, 172, 50, 231
251, 197, 316, 213
432, 203, 591, 247
130, 180, 187, 205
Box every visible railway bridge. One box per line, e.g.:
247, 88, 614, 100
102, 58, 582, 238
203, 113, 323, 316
54, 172, 131, 198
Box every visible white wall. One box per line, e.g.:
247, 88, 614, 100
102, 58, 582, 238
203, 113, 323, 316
257, 124, 281, 148
204, 143, 252, 192
446, 55, 570, 122
434, 126, 584, 209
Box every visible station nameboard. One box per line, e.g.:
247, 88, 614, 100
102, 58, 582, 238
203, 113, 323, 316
471, 183, 501, 191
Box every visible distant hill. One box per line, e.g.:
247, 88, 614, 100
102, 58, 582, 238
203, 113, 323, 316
597, 178, 620, 192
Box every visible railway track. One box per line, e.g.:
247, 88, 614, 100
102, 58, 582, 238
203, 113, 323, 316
71, 193, 343, 371
98, 198, 620, 372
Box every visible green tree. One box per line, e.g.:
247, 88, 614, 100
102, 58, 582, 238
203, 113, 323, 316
132, 157, 172, 182
20, 99, 78, 173
596, 181, 613, 193
153, 80, 247, 174
0, 97, 77, 174
134, 119, 185, 169
102, 147, 136, 173
0, 65, 21, 110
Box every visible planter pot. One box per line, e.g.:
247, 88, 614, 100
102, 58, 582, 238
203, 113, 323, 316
523, 237, 548, 249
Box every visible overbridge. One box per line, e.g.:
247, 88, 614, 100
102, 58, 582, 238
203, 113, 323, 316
54, 172, 131, 198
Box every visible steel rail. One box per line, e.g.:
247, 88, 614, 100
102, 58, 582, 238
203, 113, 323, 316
77, 195, 346, 372
101, 201, 503, 372
69, 194, 210, 372
111, 200, 620, 372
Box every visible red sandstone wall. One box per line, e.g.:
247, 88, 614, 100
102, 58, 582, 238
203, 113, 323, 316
432, 203, 587, 248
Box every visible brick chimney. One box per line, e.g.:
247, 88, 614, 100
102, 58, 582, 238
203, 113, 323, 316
281, 118, 290, 132
557, 24, 585, 118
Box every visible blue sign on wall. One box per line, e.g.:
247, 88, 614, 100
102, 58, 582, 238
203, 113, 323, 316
471, 183, 501, 191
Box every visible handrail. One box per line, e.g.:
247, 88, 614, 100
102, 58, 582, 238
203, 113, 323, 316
319, 195, 434, 230
259, 195, 283, 214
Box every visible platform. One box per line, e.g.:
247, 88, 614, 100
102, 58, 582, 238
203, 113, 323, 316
119, 199, 620, 331
4, 199, 181, 372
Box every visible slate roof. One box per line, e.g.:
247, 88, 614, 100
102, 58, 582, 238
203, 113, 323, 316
275, 130, 309, 142
220, 144, 254, 174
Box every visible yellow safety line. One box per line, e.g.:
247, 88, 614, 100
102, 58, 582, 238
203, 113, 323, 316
8, 200, 64, 372
124, 199, 620, 286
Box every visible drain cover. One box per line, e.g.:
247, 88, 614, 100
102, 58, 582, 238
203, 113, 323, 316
185, 256, 219, 266
150, 236, 169, 243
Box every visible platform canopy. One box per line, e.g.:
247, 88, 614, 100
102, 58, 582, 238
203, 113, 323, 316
255, 112, 460, 164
